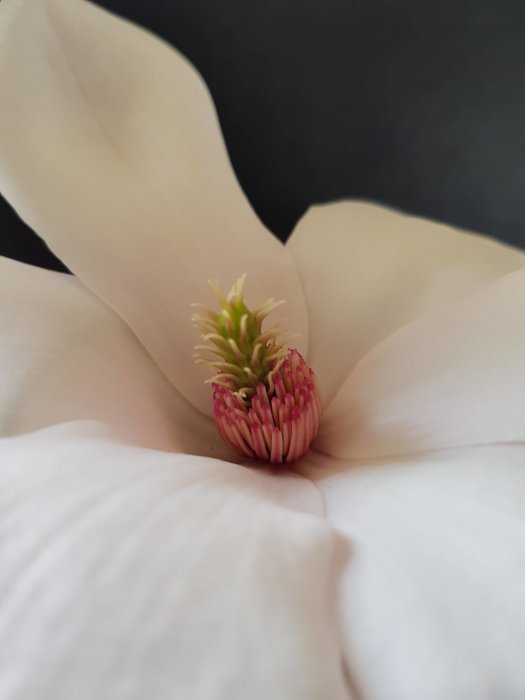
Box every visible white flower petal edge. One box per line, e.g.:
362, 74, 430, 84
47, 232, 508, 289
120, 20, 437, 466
0, 0, 308, 416
319, 265, 525, 459
298, 445, 525, 700
0, 255, 229, 457
287, 201, 525, 405
0, 422, 350, 700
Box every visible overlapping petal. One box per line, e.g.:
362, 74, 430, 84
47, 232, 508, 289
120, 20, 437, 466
0, 255, 224, 456
0, 0, 308, 415
298, 445, 525, 700
287, 201, 525, 403
0, 422, 349, 700
318, 266, 525, 459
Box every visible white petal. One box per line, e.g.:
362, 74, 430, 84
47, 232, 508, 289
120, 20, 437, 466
0, 0, 307, 414
0, 255, 225, 456
319, 266, 525, 458
287, 201, 525, 403
0, 422, 350, 700
299, 445, 525, 700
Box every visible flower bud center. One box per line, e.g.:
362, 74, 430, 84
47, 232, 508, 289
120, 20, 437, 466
192, 275, 321, 464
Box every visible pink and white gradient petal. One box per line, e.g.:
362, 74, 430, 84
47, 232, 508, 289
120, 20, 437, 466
298, 445, 525, 700
0, 422, 349, 700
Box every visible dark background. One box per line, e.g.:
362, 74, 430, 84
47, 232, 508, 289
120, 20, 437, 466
2, 0, 525, 271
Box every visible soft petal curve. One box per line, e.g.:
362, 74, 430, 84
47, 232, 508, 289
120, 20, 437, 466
319, 266, 525, 459
0, 0, 308, 415
0, 255, 226, 457
0, 422, 350, 700
287, 201, 525, 403
298, 445, 525, 700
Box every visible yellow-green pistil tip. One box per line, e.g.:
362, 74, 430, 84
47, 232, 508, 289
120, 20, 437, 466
192, 275, 321, 464
192, 273, 288, 399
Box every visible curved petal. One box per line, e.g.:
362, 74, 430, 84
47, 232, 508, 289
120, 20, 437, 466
0, 255, 226, 457
319, 266, 525, 459
0, 422, 350, 700
286, 201, 525, 403
0, 0, 308, 415
298, 445, 525, 700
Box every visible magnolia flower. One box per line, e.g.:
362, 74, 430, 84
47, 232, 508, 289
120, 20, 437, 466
1, 1, 525, 698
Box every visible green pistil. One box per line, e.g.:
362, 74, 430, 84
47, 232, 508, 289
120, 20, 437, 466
192, 274, 287, 399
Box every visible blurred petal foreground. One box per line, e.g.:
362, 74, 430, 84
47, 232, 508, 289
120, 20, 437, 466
1, 1, 525, 699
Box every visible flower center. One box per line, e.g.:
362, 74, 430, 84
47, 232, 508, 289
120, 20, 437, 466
192, 275, 321, 464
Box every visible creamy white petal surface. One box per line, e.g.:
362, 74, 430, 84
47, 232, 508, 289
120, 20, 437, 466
0, 423, 351, 700
1, 0, 525, 698
0, 0, 308, 415
319, 266, 525, 459
0, 255, 225, 457
298, 445, 525, 700
287, 201, 525, 404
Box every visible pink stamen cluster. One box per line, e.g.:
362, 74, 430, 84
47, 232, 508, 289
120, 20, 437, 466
213, 348, 321, 464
